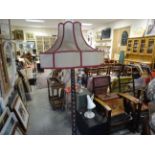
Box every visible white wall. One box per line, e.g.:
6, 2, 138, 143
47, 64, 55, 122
11, 25, 88, 39
12, 20, 149, 58
11, 26, 58, 39
90, 19, 148, 58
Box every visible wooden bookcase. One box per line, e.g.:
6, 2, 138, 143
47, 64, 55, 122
95, 39, 111, 59
36, 35, 57, 53
125, 36, 155, 69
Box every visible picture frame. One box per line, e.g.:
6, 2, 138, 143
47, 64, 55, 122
13, 96, 29, 131
25, 33, 35, 41
11, 123, 24, 135
15, 78, 27, 106
145, 19, 155, 36
0, 83, 2, 97
0, 97, 5, 116
0, 108, 10, 133
7, 89, 18, 110
0, 19, 11, 40
0, 40, 10, 96
2, 41, 17, 87
0, 112, 18, 135
12, 29, 24, 40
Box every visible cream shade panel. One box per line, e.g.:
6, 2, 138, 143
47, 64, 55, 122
40, 54, 53, 68
55, 52, 80, 68
82, 52, 103, 66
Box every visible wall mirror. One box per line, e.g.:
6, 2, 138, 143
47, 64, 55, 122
2, 41, 16, 87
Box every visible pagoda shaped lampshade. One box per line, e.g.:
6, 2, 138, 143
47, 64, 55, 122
40, 21, 104, 134
40, 21, 104, 69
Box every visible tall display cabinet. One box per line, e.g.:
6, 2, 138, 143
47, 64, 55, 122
36, 36, 57, 53
0, 36, 11, 97
125, 36, 155, 69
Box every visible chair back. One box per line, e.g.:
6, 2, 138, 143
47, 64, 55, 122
110, 64, 124, 77
92, 76, 111, 95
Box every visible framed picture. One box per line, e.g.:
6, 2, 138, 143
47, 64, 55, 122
7, 89, 18, 110
0, 79, 3, 97
26, 33, 35, 41
0, 41, 10, 96
0, 19, 11, 39
0, 108, 10, 133
0, 97, 5, 116
12, 30, 24, 40
2, 41, 17, 86
15, 78, 27, 106
0, 112, 18, 135
145, 19, 155, 36
13, 96, 29, 131
11, 123, 24, 135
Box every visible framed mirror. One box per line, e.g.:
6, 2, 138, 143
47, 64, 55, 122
2, 41, 16, 87
0, 19, 11, 40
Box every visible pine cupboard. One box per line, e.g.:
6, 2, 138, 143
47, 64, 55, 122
125, 36, 155, 69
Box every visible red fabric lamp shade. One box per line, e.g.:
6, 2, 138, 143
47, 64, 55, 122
40, 21, 104, 69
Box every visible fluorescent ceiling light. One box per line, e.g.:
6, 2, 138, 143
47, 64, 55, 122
82, 23, 93, 26
25, 19, 45, 23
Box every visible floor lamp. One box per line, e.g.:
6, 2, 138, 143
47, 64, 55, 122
40, 21, 104, 135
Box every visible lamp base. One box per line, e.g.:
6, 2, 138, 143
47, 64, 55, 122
84, 111, 95, 119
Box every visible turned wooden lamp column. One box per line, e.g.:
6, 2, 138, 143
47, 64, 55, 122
40, 21, 104, 135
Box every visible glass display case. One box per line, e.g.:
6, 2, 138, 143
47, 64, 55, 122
36, 36, 44, 53
147, 38, 155, 54
133, 39, 140, 53
126, 39, 133, 53
125, 36, 155, 69
139, 38, 146, 54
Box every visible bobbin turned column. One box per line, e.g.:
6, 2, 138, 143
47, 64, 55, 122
71, 69, 77, 135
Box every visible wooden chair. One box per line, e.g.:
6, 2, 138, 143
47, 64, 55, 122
130, 88, 149, 134
98, 65, 111, 76
110, 63, 124, 77
117, 83, 150, 134
92, 76, 134, 134
86, 67, 98, 77
47, 77, 65, 110
110, 65, 136, 96
92, 75, 118, 97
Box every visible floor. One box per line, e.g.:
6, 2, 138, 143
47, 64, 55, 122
26, 86, 141, 135
25, 70, 141, 135
27, 87, 72, 135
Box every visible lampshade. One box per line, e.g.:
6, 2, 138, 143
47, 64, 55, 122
86, 95, 96, 110
40, 21, 104, 69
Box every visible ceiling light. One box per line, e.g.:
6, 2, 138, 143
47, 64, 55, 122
82, 23, 93, 26
25, 19, 45, 23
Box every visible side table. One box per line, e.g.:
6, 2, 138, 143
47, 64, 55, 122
76, 109, 107, 135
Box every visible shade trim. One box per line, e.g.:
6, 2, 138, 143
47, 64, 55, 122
40, 64, 102, 69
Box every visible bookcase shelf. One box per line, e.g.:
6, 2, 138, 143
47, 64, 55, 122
125, 36, 155, 69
